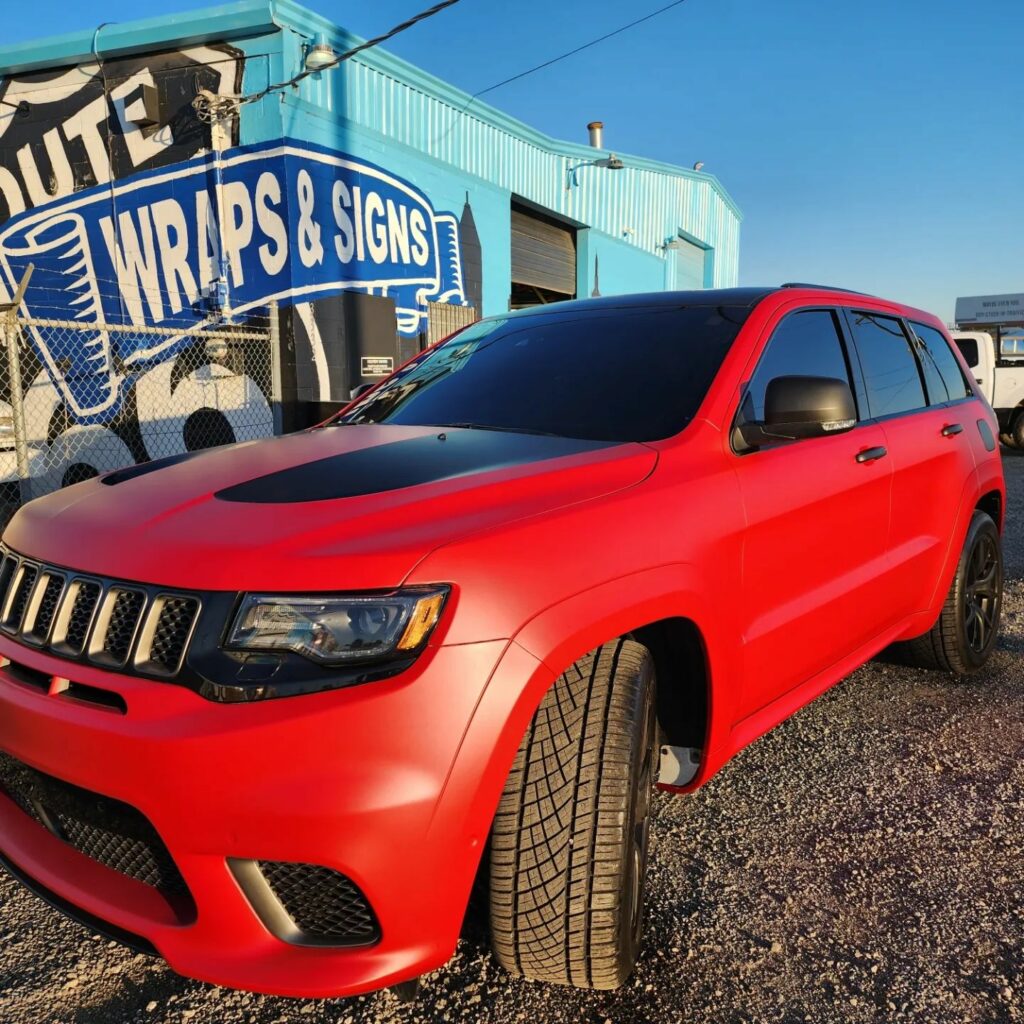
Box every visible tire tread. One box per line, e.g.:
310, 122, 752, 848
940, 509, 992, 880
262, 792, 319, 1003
489, 638, 652, 989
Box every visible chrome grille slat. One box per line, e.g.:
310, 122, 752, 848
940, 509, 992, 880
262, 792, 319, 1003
0, 556, 17, 612
0, 546, 199, 680
5, 564, 39, 632
23, 572, 66, 645
135, 596, 201, 677
52, 579, 103, 656
91, 588, 147, 667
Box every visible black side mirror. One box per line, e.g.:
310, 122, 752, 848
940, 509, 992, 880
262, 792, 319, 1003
762, 375, 857, 441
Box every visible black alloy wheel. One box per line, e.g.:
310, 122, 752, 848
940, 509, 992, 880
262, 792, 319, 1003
963, 528, 1001, 655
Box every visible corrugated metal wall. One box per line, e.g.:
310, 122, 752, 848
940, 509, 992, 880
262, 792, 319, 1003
294, 47, 740, 288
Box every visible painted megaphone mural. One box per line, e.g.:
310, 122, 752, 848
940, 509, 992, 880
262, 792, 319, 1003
0, 43, 248, 428
0, 141, 469, 422
0, 36, 473, 430
0, 210, 120, 420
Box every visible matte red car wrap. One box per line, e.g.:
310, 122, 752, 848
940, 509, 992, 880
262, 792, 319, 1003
0, 286, 1005, 997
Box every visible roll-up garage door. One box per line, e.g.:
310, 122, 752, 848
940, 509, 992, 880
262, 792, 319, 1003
511, 206, 577, 304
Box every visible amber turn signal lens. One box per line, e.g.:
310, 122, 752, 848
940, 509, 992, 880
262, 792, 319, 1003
397, 592, 446, 651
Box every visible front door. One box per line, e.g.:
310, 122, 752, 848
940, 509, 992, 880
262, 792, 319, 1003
733, 308, 893, 719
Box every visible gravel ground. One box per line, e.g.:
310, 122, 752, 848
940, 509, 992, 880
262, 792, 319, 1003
2, 455, 1023, 1024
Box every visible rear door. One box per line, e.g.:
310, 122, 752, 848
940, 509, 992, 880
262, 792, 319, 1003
844, 311, 978, 615
733, 307, 893, 719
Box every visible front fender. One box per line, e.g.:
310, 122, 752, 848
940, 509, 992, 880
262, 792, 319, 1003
424, 564, 738, 959
511, 562, 739, 790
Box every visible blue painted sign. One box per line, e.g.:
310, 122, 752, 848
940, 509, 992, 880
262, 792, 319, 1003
0, 140, 468, 422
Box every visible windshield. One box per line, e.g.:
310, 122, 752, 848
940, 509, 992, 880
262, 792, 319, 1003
337, 303, 752, 442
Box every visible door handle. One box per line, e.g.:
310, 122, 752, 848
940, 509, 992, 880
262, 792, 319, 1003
941, 423, 964, 437
855, 446, 887, 463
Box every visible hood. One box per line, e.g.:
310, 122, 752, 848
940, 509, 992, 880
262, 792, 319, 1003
6, 425, 657, 591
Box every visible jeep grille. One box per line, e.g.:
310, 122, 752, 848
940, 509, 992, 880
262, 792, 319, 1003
0, 547, 200, 679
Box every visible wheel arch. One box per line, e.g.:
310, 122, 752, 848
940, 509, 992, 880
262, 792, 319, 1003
976, 489, 1004, 532
510, 565, 730, 769
423, 565, 734, 957
433, 564, 732, 844
630, 616, 709, 753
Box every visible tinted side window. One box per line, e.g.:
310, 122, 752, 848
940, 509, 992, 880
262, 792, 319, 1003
848, 313, 926, 418
909, 321, 972, 403
743, 309, 853, 422
954, 336, 980, 369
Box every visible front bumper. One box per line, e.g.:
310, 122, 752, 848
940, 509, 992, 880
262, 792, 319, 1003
0, 634, 508, 997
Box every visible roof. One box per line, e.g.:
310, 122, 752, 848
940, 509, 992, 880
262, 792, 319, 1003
501, 284, 947, 322
505, 289, 776, 318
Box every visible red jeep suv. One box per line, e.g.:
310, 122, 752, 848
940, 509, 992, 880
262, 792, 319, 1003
0, 285, 1005, 998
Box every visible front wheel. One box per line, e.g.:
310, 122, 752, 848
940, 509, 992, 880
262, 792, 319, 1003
896, 510, 1003, 674
489, 639, 657, 990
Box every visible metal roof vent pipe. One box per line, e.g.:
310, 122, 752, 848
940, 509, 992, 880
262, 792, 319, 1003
587, 121, 604, 149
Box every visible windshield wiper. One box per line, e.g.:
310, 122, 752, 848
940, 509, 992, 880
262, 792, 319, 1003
430, 422, 565, 438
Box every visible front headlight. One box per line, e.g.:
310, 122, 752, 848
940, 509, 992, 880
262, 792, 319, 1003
226, 586, 449, 666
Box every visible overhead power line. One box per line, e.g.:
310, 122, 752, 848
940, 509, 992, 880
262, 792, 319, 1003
434, 0, 692, 142
255, 0, 464, 101
195, 0, 464, 120
473, 0, 691, 100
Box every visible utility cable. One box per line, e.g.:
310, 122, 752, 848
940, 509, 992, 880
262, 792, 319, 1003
196, 0, 463, 120
434, 0, 691, 142
474, 0, 691, 100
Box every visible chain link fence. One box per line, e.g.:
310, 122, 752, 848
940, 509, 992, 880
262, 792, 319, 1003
0, 306, 279, 523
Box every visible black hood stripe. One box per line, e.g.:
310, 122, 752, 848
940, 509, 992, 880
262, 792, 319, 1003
101, 449, 206, 486
214, 429, 619, 504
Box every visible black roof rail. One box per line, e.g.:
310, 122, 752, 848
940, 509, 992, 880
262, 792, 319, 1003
780, 282, 874, 296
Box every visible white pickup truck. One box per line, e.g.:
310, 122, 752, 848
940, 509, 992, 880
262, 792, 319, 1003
951, 330, 1024, 448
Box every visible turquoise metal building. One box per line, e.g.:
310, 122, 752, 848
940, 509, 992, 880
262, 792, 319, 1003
0, 0, 741, 447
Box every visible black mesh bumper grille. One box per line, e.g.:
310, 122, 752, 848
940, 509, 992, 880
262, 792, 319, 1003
258, 861, 379, 945
0, 751, 193, 916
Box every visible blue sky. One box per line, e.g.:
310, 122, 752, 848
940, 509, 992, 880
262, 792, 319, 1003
6, 0, 1023, 322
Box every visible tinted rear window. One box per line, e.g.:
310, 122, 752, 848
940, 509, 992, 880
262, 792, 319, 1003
909, 321, 972, 403
848, 312, 926, 418
339, 305, 752, 442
